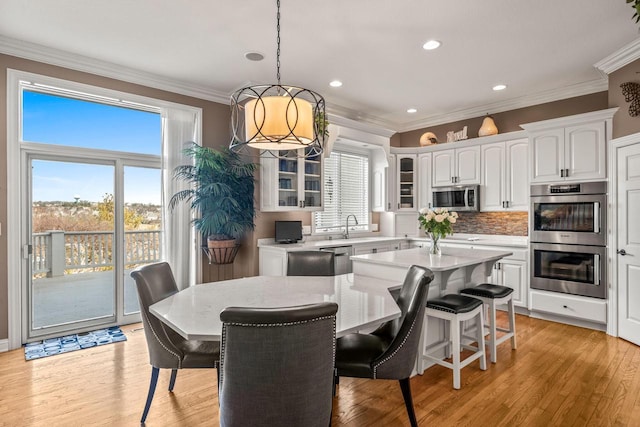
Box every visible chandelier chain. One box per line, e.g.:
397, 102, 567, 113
276, 0, 281, 85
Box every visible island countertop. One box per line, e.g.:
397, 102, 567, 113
350, 247, 513, 272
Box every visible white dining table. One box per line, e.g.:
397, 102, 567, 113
149, 273, 402, 341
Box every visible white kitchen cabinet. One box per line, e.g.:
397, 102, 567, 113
480, 139, 528, 211
418, 153, 432, 210
380, 212, 419, 238
530, 290, 607, 324
353, 240, 404, 255
437, 242, 528, 308
432, 146, 480, 187
260, 149, 323, 212
371, 153, 396, 212
488, 257, 527, 308
396, 154, 417, 211
522, 109, 617, 184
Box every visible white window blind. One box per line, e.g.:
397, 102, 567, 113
315, 151, 369, 232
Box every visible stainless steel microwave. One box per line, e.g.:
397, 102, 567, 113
431, 185, 479, 212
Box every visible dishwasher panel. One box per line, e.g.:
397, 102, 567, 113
320, 246, 353, 275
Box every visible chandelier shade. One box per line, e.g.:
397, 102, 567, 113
229, 0, 326, 159
231, 84, 325, 156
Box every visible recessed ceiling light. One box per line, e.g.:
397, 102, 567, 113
493, 84, 507, 91
244, 52, 264, 61
422, 40, 441, 50
407, 108, 417, 114
329, 80, 343, 87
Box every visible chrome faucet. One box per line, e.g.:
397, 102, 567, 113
344, 214, 359, 239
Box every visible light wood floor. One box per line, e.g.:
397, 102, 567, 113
1, 314, 639, 426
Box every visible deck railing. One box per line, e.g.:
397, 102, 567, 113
32, 230, 162, 277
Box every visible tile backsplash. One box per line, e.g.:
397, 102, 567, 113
453, 211, 528, 236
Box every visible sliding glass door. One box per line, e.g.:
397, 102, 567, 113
25, 156, 161, 340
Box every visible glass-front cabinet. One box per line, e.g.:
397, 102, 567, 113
260, 149, 323, 212
396, 154, 416, 211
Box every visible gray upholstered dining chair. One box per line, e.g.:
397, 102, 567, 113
130, 262, 220, 424
334, 265, 434, 427
287, 250, 335, 276
218, 302, 338, 427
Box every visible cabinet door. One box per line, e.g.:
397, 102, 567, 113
432, 149, 455, 187
301, 154, 322, 210
456, 146, 481, 184
387, 154, 396, 211
260, 156, 279, 211
372, 167, 385, 212
480, 143, 505, 211
530, 129, 564, 183
397, 155, 416, 211
505, 139, 529, 211
500, 260, 526, 307
565, 121, 606, 181
418, 153, 432, 210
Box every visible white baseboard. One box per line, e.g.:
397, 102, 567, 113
0, 339, 9, 353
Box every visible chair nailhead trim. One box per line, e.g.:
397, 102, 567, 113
141, 309, 182, 368
372, 309, 421, 379
224, 314, 336, 328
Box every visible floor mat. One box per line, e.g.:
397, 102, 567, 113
24, 326, 127, 360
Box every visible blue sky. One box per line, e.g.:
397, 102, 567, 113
23, 91, 162, 203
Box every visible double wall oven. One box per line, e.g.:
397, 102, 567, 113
529, 181, 607, 299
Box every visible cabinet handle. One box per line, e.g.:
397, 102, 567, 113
565, 168, 569, 177
398, 203, 400, 209
506, 201, 509, 208
428, 202, 431, 208
388, 202, 391, 210
502, 201, 505, 208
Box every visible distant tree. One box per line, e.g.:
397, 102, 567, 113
96, 193, 144, 229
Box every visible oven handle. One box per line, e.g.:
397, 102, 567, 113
594, 254, 600, 285
464, 188, 469, 209
593, 202, 600, 234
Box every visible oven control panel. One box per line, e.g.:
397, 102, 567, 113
549, 184, 581, 194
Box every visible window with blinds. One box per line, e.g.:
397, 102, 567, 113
315, 150, 369, 233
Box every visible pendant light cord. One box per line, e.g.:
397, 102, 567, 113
276, 0, 281, 86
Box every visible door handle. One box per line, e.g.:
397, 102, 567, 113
617, 249, 627, 256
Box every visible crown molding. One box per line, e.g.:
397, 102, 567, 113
327, 113, 396, 138
520, 107, 618, 131
396, 78, 608, 133
595, 37, 640, 75
0, 35, 615, 137
0, 35, 230, 104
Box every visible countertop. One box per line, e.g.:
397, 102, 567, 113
257, 236, 407, 250
417, 233, 529, 248
258, 233, 528, 251
350, 247, 513, 272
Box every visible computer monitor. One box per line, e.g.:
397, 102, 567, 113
275, 220, 303, 244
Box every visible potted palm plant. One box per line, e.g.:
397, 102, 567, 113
170, 142, 256, 264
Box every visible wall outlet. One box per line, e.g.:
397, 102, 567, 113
371, 223, 379, 232
302, 225, 311, 235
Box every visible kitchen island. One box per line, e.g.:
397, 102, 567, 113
351, 246, 513, 375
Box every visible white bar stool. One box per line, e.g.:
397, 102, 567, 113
423, 294, 487, 389
460, 283, 517, 363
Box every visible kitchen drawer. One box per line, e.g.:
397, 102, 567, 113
530, 290, 606, 323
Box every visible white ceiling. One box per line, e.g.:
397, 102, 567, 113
0, 1, 638, 132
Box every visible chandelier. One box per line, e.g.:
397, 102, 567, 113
229, 0, 326, 158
